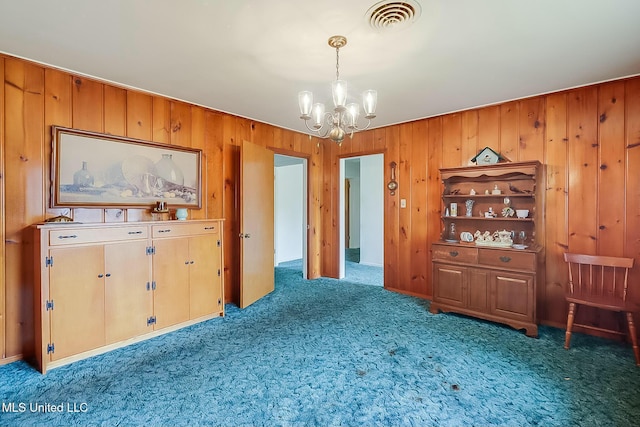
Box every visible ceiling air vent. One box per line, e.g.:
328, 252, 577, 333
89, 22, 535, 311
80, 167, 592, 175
365, 1, 422, 31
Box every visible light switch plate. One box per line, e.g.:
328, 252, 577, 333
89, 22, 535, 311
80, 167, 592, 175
400, 199, 407, 208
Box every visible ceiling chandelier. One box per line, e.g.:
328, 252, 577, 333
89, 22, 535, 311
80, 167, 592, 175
298, 35, 377, 145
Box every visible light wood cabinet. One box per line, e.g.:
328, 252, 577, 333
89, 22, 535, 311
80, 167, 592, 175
188, 235, 223, 319
152, 238, 191, 329
430, 161, 544, 337
151, 223, 223, 328
104, 241, 153, 344
48, 245, 106, 360
34, 219, 224, 373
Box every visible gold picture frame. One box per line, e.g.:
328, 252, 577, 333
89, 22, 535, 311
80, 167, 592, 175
51, 126, 202, 209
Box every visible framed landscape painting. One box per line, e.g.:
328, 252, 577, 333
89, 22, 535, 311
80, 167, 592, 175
51, 126, 202, 208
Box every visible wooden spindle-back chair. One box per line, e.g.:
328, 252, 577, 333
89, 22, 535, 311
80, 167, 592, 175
563, 253, 639, 365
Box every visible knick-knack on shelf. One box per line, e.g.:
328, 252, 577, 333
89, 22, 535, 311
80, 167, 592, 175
465, 199, 474, 217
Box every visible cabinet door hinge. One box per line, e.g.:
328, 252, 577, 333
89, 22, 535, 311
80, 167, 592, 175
146, 316, 157, 326
45, 256, 54, 267
146, 246, 156, 255
47, 343, 55, 354
217, 240, 221, 247
46, 300, 54, 311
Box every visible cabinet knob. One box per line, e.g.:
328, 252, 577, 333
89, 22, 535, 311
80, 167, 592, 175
98, 274, 104, 278
449, 251, 459, 257
105, 273, 111, 277
499, 256, 512, 263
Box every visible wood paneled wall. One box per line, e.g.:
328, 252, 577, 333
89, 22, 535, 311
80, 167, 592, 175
322, 77, 640, 338
0, 54, 324, 362
2, 51, 639, 363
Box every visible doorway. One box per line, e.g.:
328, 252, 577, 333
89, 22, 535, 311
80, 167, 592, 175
274, 154, 308, 279
339, 154, 384, 286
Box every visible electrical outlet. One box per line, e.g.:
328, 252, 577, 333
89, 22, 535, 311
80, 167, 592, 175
400, 199, 407, 208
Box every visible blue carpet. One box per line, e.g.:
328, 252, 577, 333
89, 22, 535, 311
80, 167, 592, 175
1, 262, 639, 427
279, 250, 383, 287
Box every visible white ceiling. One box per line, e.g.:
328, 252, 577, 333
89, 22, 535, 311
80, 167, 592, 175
1, 0, 639, 136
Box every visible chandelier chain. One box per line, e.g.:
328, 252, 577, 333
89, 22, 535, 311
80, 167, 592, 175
335, 47, 340, 80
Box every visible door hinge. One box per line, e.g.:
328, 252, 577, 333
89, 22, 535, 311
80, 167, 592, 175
146, 246, 156, 255
45, 256, 54, 267
147, 316, 157, 326
217, 240, 221, 247
47, 343, 55, 354
46, 300, 54, 311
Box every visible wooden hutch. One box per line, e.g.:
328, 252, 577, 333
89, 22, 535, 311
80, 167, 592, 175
430, 160, 545, 337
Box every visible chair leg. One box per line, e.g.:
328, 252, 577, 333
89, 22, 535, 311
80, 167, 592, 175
625, 312, 640, 366
564, 303, 576, 350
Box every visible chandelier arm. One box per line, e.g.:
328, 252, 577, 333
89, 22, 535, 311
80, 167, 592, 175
351, 118, 373, 132
302, 117, 333, 139
302, 120, 321, 134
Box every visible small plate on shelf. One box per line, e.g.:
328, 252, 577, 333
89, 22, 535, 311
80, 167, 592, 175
444, 239, 459, 243
512, 244, 528, 250
460, 231, 474, 242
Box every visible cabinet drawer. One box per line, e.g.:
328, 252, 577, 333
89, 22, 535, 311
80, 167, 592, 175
432, 245, 477, 264
478, 249, 535, 271
152, 222, 219, 238
49, 226, 148, 246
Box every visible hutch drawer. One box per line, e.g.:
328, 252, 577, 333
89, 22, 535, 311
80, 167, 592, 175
478, 249, 536, 271
432, 244, 477, 264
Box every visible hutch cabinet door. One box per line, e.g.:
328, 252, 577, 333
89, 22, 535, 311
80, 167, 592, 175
104, 241, 153, 344
490, 271, 535, 321
152, 238, 190, 329
433, 263, 466, 308
49, 245, 106, 360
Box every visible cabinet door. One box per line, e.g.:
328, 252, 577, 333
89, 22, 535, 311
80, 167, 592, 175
490, 271, 534, 321
104, 241, 153, 344
433, 263, 466, 308
189, 235, 222, 319
153, 238, 190, 329
467, 268, 489, 311
49, 245, 105, 360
